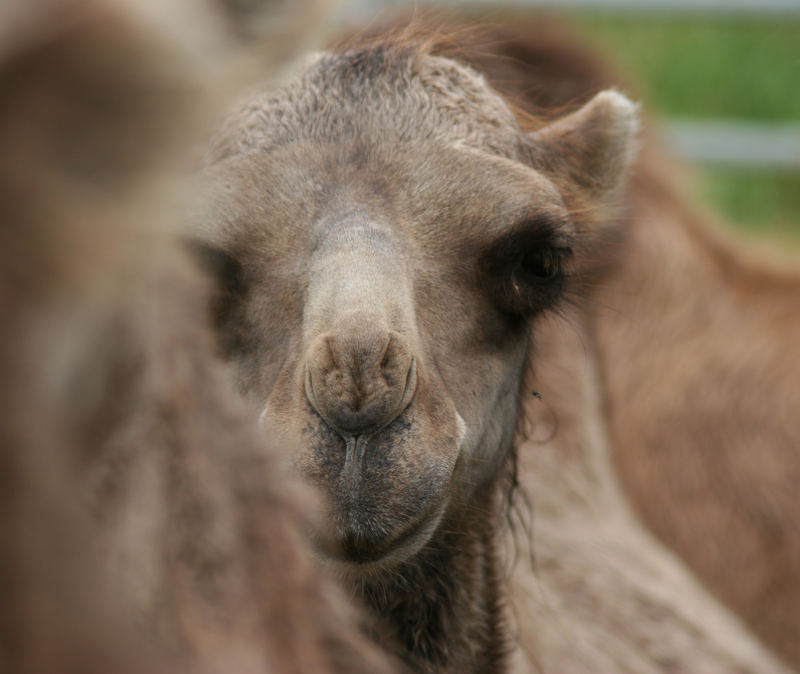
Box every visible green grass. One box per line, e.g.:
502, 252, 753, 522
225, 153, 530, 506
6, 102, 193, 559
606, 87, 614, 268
572, 14, 800, 121
694, 167, 800, 242
566, 13, 800, 242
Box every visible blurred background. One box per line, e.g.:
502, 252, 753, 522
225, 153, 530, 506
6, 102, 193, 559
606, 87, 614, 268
336, 0, 800, 244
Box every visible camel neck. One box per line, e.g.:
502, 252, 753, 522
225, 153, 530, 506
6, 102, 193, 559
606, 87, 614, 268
352, 483, 509, 673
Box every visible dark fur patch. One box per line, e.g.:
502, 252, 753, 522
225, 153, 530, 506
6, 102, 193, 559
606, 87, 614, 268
480, 213, 573, 319
186, 241, 249, 356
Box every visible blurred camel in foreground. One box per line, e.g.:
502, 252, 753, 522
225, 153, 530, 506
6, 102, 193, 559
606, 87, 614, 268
0, 1, 394, 672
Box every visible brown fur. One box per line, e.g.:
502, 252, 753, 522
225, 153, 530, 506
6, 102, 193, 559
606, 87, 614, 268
596, 145, 800, 667
196, 15, 790, 673
448, 14, 800, 669
0, 2, 396, 673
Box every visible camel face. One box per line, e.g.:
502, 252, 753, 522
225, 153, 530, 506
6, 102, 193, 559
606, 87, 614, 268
196, 43, 636, 572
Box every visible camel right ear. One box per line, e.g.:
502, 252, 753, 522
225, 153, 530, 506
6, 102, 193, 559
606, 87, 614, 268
528, 90, 640, 203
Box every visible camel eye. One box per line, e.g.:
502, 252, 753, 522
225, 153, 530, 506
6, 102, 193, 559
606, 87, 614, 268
188, 242, 243, 294
480, 214, 572, 318
516, 245, 562, 282
186, 240, 247, 336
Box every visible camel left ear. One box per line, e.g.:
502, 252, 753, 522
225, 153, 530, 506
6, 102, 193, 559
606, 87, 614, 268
528, 90, 640, 202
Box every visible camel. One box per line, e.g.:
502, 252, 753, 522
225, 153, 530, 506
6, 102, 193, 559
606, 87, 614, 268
195, 20, 792, 673
0, 1, 395, 672
595, 84, 800, 674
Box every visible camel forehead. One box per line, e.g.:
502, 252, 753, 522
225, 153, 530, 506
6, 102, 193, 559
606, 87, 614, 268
198, 138, 565, 258
207, 46, 523, 163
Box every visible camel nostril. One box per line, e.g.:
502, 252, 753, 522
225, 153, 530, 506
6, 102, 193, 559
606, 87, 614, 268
304, 324, 417, 436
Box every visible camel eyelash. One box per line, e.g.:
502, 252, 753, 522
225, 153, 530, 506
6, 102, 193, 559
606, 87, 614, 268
480, 215, 573, 318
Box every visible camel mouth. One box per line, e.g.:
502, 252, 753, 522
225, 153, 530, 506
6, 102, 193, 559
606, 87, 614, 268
313, 498, 448, 573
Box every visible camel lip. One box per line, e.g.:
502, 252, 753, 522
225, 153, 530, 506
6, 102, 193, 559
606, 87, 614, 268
312, 498, 449, 573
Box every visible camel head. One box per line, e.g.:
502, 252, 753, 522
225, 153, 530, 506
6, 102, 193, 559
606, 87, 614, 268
193, 42, 638, 573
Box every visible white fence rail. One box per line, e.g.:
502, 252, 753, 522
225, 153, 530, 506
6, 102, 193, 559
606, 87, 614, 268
663, 121, 800, 170
342, 0, 800, 17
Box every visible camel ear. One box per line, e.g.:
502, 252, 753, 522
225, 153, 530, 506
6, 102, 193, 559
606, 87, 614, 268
529, 90, 640, 202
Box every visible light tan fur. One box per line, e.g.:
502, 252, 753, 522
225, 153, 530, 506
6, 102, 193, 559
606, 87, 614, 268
594, 143, 800, 668
508, 312, 790, 673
